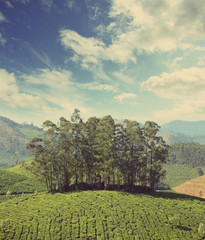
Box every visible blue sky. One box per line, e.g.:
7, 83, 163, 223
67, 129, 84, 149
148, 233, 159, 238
1, 0, 205, 126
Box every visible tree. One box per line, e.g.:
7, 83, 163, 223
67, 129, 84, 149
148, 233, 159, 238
94, 115, 115, 188
85, 116, 100, 184
70, 109, 85, 187
123, 120, 144, 190
26, 110, 169, 193
143, 121, 169, 193
26, 121, 62, 192
58, 117, 73, 191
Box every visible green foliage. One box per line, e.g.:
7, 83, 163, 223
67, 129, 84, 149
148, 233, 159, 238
161, 164, 202, 188
0, 116, 43, 168
26, 110, 169, 193
169, 142, 205, 167
0, 191, 205, 239
0, 164, 46, 194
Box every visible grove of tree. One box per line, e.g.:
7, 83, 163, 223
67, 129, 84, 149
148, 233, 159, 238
26, 109, 169, 193
169, 142, 205, 167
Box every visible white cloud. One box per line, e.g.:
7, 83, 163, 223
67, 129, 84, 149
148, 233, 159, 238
197, 57, 205, 66
80, 82, 118, 92
141, 66, 205, 122
0, 12, 7, 22
66, 0, 75, 9
0, 69, 44, 109
166, 57, 183, 71
113, 71, 134, 84
114, 93, 138, 104
41, 0, 53, 11
5, 1, 14, 8
153, 98, 205, 123
22, 68, 72, 89
141, 67, 205, 100
18, 0, 30, 4
60, 0, 205, 69
0, 0, 14, 8
60, 29, 105, 65
100, 0, 205, 58
0, 68, 92, 125
0, 33, 6, 46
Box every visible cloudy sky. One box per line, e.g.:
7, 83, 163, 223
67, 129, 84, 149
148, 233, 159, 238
1, 0, 205, 126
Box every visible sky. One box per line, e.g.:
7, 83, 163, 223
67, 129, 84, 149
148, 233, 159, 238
1, 0, 205, 126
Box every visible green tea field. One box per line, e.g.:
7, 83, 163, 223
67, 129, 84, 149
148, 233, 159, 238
0, 191, 205, 239
0, 163, 46, 195
162, 164, 204, 188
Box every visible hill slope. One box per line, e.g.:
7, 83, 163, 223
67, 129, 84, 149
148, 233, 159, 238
0, 191, 205, 239
161, 164, 203, 188
174, 175, 205, 199
0, 116, 43, 168
0, 163, 46, 194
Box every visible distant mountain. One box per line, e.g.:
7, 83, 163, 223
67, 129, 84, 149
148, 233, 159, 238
115, 119, 205, 144
161, 120, 205, 136
158, 130, 193, 144
0, 116, 43, 169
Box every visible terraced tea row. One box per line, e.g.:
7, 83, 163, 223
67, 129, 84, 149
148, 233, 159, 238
0, 191, 205, 239
0, 167, 46, 195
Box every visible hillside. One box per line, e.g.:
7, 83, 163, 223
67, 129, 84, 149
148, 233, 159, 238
0, 191, 205, 239
0, 163, 46, 194
160, 120, 205, 144
174, 175, 205, 199
160, 164, 204, 189
161, 120, 205, 136
159, 130, 193, 144
0, 116, 43, 168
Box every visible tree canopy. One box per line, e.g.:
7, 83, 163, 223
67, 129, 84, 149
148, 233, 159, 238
26, 109, 169, 193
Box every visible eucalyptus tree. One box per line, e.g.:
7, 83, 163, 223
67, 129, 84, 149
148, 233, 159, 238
58, 117, 73, 191
26, 120, 61, 192
113, 122, 129, 185
124, 120, 144, 189
143, 121, 169, 193
94, 115, 115, 187
70, 109, 85, 186
85, 116, 100, 184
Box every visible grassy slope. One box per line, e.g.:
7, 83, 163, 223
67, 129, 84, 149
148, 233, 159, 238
0, 163, 46, 194
174, 175, 205, 199
0, 191, 205, 239
162, 164, 205, 188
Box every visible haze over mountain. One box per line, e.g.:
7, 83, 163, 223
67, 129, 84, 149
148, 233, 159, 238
161, 120, 205, 136
160, 120, 205, 144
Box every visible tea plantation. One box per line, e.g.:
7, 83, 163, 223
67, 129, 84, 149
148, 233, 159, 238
0, 164, 46, 195
0, 191, 205, 239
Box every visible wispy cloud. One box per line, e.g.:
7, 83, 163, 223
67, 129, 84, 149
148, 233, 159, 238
113, 72, 134, 84
41, 0, 53, 11
4, 1, 14, 8
60, 29, 105, 66
16, 0, 30, 4
0, 33, 6, 46
80, 82, 118, 92
22, 68, 72, 89
0, 12, 7, 22
114, 93, 138, 104
24, 41, 53, 68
